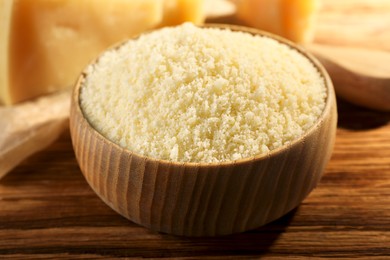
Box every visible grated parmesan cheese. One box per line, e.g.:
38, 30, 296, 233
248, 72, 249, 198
80, 23, 326, 163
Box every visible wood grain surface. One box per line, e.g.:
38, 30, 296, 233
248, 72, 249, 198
0, 99, 389, 259
315, 0, 390, 51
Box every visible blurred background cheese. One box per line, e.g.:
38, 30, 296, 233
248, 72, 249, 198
231, 0, 320, 43
0, 0, 205, 105
161, 0, 205, 26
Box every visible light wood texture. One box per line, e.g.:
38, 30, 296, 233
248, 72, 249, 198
0, 90, 70, 179
1, 98, 389, 258
69, 26, 337, 236
306, 44, 390, 111
315, 0, 390, 51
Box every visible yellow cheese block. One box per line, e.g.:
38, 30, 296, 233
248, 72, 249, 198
0, 0, 205, 105
161, 0, 205, 26
233, 0, 319, 43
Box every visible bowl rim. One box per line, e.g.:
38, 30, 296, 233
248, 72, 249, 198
72, 23, 335, 168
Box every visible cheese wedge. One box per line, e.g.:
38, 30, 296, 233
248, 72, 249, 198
0, 0, 205, 105
232, 0, 319, 43
0, 1, 12, 106
161, 0, 205, 26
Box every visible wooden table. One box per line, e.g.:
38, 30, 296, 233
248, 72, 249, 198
1, 99, 389, 259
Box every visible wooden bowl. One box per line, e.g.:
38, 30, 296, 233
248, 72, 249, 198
70, 25, 337, 237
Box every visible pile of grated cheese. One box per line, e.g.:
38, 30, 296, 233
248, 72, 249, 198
80, 23, 326, 163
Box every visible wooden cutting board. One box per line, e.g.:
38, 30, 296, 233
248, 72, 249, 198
312, 0, 390, 110
315, 0, 390, 51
